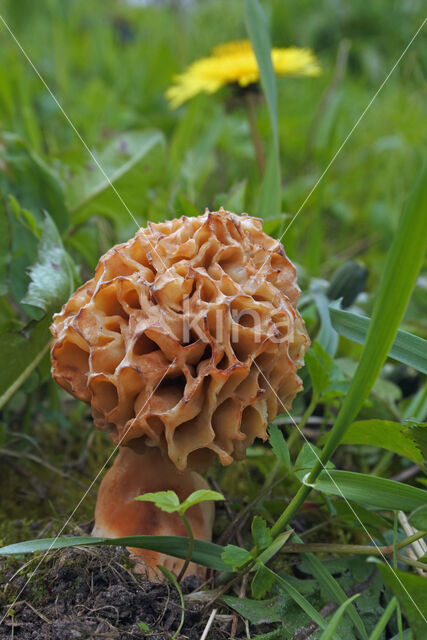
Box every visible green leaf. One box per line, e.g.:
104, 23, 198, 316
244, 0, 281, 217
0, 198, 10, 296
305, 347, 331, 398
222, 596, 282, 625
329, 306, 427, 374
0, 535, 228, 571
137, 621, 150, 632
221, 544, 252, 570
264, 568, 331, 635
243, 0, 277, 144
179, 489, 224, 515
405, 421, 427, 459
372, 560, 427, 639
21, 212, 74, 313
319, 594, 360, 640
0, 132, 69, 232
307, 470, 427, 512
251, 564, 275, 599
327, 260, 368, 308
251, 516, 273, 551
294, 443, 334, 481
312, 291, 339, 357
0, 315, 51, 409
256, 530, 293, 565
290, 531, 368, 639
268, 424, 290, 470
134, 490, 180, 513
368, 597, 397, 640
324, 419, 424, 465
409, 505, 427, 531
67, 129, 164, 215
271, 164, 427, 535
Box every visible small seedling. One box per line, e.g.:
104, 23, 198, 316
135, 489, 224, 581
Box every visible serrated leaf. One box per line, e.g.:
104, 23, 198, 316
323, 419, 424, 465
221, 544, 252, 570
251, 564, 276, 599
268, 424, 290, 470
21, 212, 74, 313
404, 421, 427, 460
179, 489, 224, 514
251, 516, 272, 551
372, 560, 427, 639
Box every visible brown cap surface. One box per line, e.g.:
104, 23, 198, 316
51, 209, 309, 471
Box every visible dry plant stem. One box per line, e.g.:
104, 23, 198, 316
245, 92, 266, 173
279, 529, 427, 557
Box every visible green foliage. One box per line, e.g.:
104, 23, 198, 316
0, 0, 426, 636
134, 489, 224, 516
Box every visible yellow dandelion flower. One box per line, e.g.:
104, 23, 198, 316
166, 39, 321, 108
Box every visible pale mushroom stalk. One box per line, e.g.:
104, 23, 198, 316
50, 209, 309, 578
92, 445, 213, 578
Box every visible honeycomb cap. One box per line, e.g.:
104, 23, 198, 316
51, 209, 309, 471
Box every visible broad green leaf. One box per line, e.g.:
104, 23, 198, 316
251, 516, 273, 551
221, 544, 252, 570
251, 564, 275, 599
0, 132, 69, 232
0, 315, 51, 409
222, 595, 282, 624
319, 594, 360, 640
372, 560, 427, 639
323, 419, 424, 465
134, 490, 180, 513
264, 568, 331, 635
21, 212, 74, 313
307, 470, 427, 512
409, 505, 427, 531
404, 421, 427, 459
179, 489, 224, 514
312, 291, 339, 357
329, 306, 427, 374
0, 535, 228, 571
256, 142, 281, 218
291, 531, 368, 639
305, 347, 330, 398
268, 424, 290, 470
67, 129, 164, 215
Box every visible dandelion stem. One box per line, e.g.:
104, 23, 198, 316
245, 92, 265, 174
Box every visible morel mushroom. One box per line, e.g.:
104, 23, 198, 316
51, 209, 309, 577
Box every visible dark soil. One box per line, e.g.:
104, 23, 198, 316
0, 546, 228, 640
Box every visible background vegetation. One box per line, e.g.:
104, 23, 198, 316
0, 0, 426, 638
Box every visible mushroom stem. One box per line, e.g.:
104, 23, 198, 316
92, 445, 214, 579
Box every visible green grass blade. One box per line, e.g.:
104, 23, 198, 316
329, 306, 427, 374
306, 470, 427, 512
318, 594, 360, 640
272, 163, 427, 536
244, 0, 281, 217
0, 535, 228, 571
368, 597, 397, 640
291, 532, 368, 639
264, 567, 333, 636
